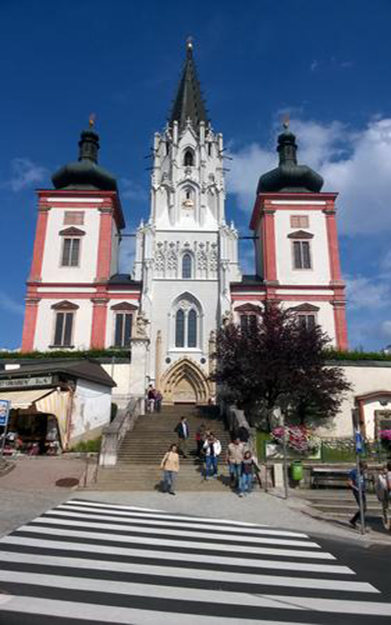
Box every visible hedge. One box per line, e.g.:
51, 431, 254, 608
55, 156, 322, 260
0, 349, 130, 360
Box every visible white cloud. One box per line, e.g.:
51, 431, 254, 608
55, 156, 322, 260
227, 117, 391, 236
310, 60, 319, 72
0, 291, 24, 316
345, 276, 391, 311
5, 158, 47, 192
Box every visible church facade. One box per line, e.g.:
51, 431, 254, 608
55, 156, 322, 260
21, 42, 347, 405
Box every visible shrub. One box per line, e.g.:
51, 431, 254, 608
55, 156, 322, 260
70, 436, 101, 453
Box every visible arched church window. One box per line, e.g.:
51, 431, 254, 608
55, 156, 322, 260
182, 253, 192, 279
188, 309, 197, 347
184, 150, 194, 167
175, 309, 185, 347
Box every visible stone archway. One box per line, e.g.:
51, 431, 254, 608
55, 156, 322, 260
161, 358, 211, 404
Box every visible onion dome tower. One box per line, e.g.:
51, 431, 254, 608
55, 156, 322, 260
52, 118, 117, 191
257, 121, 324, 193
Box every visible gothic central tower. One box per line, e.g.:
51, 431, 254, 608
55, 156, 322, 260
134, 40, 241, 402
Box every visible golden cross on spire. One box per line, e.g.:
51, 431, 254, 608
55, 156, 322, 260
282, 113, 290, 130
186, 36, 193, 50
89, 113, 96, 128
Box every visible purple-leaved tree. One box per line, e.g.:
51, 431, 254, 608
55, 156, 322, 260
212, 303, 351, 431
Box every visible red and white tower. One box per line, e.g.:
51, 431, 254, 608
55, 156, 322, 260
21, 122, 140, 352
232, 123, 348, 349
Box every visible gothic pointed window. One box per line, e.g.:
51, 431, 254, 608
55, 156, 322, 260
188, 309, 197, 347
175, 309, 185, 347
184, 150, 194, 166
182, 253, 192, 279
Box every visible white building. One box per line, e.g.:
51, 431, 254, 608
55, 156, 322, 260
21, 41, 348, 408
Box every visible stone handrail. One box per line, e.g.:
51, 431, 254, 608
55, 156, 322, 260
99, 397, 143, 467
225, 404, 251, 435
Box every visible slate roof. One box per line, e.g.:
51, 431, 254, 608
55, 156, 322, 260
169, 41, 209, 131
0, 359, 116, 388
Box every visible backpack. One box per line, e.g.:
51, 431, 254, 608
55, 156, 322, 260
375, 474, 388, 502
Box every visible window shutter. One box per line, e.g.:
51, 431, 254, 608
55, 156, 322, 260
124, 314, 132, 346
61, 239, 71, 266
115, 314, 124, 347
63, 313, 73, 346
188, 309, 197, 347
54, 313, 64, 345
70, 239, 80, 266
293, 241, 302, 268
175, 310, 185, 347
302, 242, 311, 268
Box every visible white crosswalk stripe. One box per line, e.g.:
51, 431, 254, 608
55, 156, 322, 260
0, 498, 389, 624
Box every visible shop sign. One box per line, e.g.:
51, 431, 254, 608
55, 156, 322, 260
0, 376, 53, 389
0, 399, 10, 426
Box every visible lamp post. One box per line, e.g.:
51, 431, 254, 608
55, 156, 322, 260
276, 406, 289, 499
352, 408, 366, 536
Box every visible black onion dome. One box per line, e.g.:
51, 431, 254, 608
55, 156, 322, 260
257, 125, 323, 194
52, 124, 117, 191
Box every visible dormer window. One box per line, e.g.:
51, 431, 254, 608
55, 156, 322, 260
184, 150, 194, 167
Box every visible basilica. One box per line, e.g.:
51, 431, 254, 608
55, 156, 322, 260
20, 41, 348, 406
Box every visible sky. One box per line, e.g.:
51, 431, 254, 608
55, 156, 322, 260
1, 0, 391, 351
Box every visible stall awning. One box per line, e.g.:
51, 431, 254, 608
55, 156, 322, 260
0, 388, 55, 410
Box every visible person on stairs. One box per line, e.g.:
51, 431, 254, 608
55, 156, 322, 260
203, 433, 222, 480
226, 437, 244, 490
174, 416, 190, 458
160, 443, 179, 495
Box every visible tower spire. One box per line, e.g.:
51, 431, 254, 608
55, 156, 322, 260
169, 38, 209, 132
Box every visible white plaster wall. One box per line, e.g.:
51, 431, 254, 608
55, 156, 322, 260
41, 206, 100, 283
274, 210, 330, 285
69, 379, 112, 442
318, 364, 391, 439
147, 278, 218, 383
33, 298, 93, 350
101, 362, 131, 406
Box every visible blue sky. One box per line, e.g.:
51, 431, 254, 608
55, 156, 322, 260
1, 0, 391, 351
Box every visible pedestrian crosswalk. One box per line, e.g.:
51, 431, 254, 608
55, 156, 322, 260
0, 499, 390, 624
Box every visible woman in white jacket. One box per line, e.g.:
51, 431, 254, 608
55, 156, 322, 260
203, 434, 222, 480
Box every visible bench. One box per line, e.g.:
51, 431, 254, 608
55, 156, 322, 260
311, 468, 349, 488
311, 467, 377, 491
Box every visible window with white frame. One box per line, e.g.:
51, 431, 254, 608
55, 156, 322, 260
53, 312, 74, 346
174, 300, 200, 348
61, 237, 81, 267
182, 253, 192, 278
51, 301, 78, 347
64, 211, 84, 225
292, 240, 312, 269
114, 312, 132, 347
240, 314, 258, 332
290, 303, 319, 332
290, 215, 309, 229
297, 313, 316, 331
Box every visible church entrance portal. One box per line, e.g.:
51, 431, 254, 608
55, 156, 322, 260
161, 358, 211, 404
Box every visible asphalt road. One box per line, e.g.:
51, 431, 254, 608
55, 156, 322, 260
0, 498, 390, 625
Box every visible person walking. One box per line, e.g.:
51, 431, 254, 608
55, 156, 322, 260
239, 450, 256, 497
226, 437, 244, 489
203, 433, 222, 479
160, 444, 179, 495
348, 460, 367, 529
195, 423, 207, 458
174, 416, 190, 458
155, 390, 163, 413
376, 461, 391, 530
147, 385, 156, 413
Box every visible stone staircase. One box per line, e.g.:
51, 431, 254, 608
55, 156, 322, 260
92, 405, 231, 491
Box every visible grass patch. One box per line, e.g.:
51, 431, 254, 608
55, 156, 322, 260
70, 437, 101, 453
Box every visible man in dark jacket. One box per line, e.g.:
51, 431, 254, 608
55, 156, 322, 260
175, 417, 190, 458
